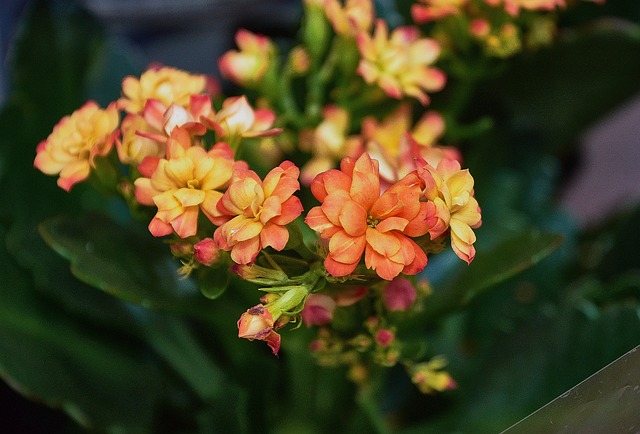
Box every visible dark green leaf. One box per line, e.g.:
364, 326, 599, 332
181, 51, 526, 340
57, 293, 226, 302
39, 213, 218, 321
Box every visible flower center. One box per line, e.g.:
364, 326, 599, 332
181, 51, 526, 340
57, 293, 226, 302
187, 179, 200, 189
367, 215, 380, 228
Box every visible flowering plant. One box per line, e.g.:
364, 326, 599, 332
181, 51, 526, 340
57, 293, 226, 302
2, 0, 640, 432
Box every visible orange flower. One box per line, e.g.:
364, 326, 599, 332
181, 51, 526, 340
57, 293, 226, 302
34, 101, 119, 191
417, 158, 482, 263
118, 66, 210, 114
497, 0, 565, 15
324, 0, 374, 37
411, 0, 467, 24
305, 153, 431, 280
133, 127, 237, 238
357, 20, 446, 105
237, 304, 282, 355
218, 29, 275, 86
213, 161, 303, 265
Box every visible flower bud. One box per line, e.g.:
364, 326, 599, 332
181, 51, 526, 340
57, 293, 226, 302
301, 293, 336, 326
193, 238, 220, 266
382, 278, 417, 311
374, 328, 395, 348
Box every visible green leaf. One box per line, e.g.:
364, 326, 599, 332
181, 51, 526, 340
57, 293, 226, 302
197, 265, 231, 300
0, 228, 174, 433
404, 230, 564, 329
38, 213, 217, 321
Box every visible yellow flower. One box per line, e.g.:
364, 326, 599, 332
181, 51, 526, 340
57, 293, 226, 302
133, 126, 237, 238
34, 101, 119, 191
417, 158, 482, 263
357, 19, 446, 105
118, 66, 208, 114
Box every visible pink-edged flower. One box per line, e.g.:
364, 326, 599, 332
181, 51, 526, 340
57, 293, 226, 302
305, 152, 431, 281
210, 96, 282, 140
417, 158, 482, 263
300, 105, 362, 185
34, 101, 119, 191
118, 66, 211, 114
357, 19, 446, 105
301, 293, 337, 326
218, 29, 275, 86
411, 0, 467, 24
324, 0, 374, 37
362, 104, 458, 189
213, 161, 303, 265
117, 94, 218, 165
134, 127, 238, 238
382, 277, 417, 311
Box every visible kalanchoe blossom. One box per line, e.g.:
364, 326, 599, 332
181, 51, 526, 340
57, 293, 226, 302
417, 157, 482, 263
300, 105, 362, 185
411, 0, 467, 24
213, 161, 303, 265
134, 126, 238, 238
362, 105, 459, 189
357, 19, 446, 105
218, 29, 275, 86
324, 0, 374, 37
118, 66, 211, 114
34, 101, 119, 191
305, 152, 431, 280
488, 0, 565, 16
210, 96, 282, 140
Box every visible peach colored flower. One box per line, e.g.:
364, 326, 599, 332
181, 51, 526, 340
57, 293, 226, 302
210, 96, 281, 140
134, 126, 237, 238
305, 152, 431, 280
218, 29, 275, 86
324, 0, 374, 37
213, 161, 303, 265
362, 105, 458, 189
411, 0, 467, 24
118, 66, 209, 114
34, 101, 119, 191
357, 20, 446, 105
300, 105, 362, 185
417, 158, 482, 263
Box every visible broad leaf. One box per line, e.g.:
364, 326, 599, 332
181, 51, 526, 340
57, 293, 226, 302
39, 213, 217, 321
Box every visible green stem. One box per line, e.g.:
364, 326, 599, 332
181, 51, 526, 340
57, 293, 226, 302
356, 385, 392, 434
306, 37, 342, 123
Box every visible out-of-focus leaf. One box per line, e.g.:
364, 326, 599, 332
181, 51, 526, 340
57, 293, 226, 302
407, 230, 563, 328
39, 213, 217, 321
0, 228, 170, 433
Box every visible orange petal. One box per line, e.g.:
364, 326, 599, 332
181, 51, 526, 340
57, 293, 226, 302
260, 222, 289, 251
338, 200, 368, 237
329, 230, 366, 264
325, 255, 359, 277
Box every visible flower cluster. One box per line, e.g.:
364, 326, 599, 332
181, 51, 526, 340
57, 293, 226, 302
35, 0, 590, 395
